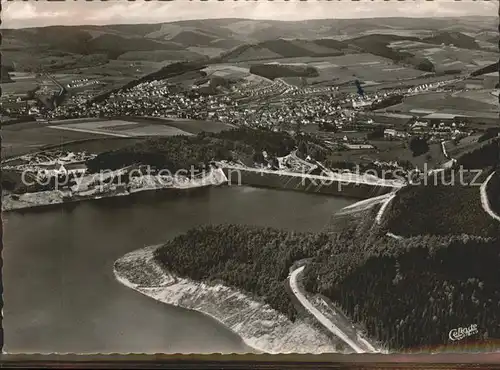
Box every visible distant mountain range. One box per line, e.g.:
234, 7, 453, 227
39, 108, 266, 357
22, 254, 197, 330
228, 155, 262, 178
2, 17, 497, 71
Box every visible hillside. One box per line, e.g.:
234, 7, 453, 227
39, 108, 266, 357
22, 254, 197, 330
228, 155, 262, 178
154, 224, 331, 321
380, 180, 500, 238
249, 63, 319, 79
89, 61, 207, 103
85, 34, 182, 59
150, 197, 500, 351
304, 234, 500, 351
457, 137, 500, 170
380, 139, 500, 239
486, 171, 500, 217
422, 31, 481, 50
346, 34, 435, 72
470, 61, 499, 77
86, 127, 330, 173
3, 17, 495, 70
168, 30, 217, 46
215, 38, 347, 63
113, 131, 500, 352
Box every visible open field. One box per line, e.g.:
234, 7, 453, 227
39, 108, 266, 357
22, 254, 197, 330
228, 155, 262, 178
0, 117, 233, 158
386, 91, 499, 116
60, 60, 164, 79
454, 89, 499, 106
1, 116, 236, 159
1, 62, 159, 98
237, 53, 426, 86
389, 42, 499, 73
350, 75, 453, 93
326, 140, 447, 171
38, 137, 145, 156
117, 50, 204, 63
1, 79, 39, 95
361, 29, 434, 38
49, 119, 193, 137
1, 125, 108, 158
201, 64, 272, 89
126, 117, 236, 134
203, 64, 271, 83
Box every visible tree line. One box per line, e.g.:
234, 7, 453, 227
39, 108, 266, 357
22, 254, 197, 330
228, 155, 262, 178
153, 224, 332, 321
151, 194, 500, 352
303, 235, 500, 351
380, 181, 500, 238
86, 127, 331, 174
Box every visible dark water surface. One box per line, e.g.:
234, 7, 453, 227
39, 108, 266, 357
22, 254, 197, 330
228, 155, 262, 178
3, 186, 355, 354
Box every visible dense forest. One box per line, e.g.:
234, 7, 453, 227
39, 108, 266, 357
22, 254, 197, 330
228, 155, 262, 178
86, 128, 331, 173
154, 224, 333, 320
303, 235, 500, 351
478, 128, 500, 143
143, 127, 499, 351
380, 180, 500, 238
138, 134, 500, 351
457, 137, 500, 170
348, 35, 435, 72
470, 61, 499, 77
153, 201, 500, 351
249, 64, 319, 79
370, 94, 404, 111
486, 170, 500, 216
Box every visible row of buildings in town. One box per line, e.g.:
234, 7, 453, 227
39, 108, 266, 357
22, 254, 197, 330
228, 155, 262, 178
45, 78, 381, 130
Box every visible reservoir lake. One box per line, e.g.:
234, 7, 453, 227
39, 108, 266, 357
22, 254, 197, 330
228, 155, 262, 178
3, 185, 355, 354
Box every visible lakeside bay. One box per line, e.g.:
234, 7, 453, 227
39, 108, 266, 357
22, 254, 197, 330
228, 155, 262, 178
3, 185, 354, 353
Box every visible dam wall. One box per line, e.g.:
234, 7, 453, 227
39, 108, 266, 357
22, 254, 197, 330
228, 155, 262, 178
222, 167, 396, 200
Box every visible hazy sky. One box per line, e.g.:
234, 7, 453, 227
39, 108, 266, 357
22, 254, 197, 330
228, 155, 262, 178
2, 0, 498, 29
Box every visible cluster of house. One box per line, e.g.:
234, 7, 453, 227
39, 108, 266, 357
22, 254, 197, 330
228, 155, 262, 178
1, 96, 38, 116
382, 116, 469, 142
45, 77, 374, 130
67, 79, 102, 89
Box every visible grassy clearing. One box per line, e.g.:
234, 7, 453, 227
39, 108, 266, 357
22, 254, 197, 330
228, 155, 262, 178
1, 126, 108, 158
402, 93, 498, 112
40, 137, 144, 155
1, 79, 39, 95
326, 141, 447, 171
126, 117, 234, 134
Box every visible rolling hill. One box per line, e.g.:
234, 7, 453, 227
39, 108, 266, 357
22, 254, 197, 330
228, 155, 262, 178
214, 38, 349, 63
471, 61, 499, 77
422, 31, 482, 50
2, 17, 496, 72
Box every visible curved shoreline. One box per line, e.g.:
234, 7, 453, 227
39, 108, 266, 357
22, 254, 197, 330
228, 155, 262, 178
3, 166, 394, 213
2, 168, 228, 213
113, 245, 341, 354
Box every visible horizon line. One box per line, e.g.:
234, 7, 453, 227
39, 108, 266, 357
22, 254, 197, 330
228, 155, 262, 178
2, 15, 496, 30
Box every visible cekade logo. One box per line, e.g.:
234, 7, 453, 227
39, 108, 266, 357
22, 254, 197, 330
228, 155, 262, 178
449, 324, 479, 341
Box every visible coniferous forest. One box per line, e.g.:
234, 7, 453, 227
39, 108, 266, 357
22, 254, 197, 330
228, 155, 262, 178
149, 135, 500, 352
86, 127, 330, 173
154, 202, 500, 351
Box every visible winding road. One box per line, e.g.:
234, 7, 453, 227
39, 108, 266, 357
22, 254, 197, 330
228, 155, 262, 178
480, 171, 500, 222
289, 266, 378, 353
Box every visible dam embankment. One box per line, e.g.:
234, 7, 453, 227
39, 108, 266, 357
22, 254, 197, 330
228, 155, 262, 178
222, 167, 399, 200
